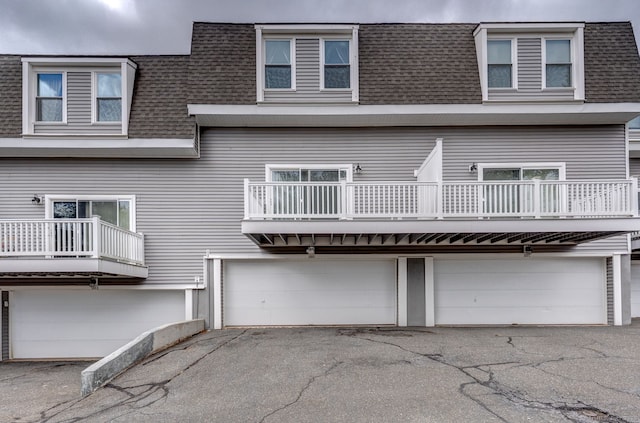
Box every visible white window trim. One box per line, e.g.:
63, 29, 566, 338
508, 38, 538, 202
44, 194, 137, 232
31, 70, 68, 126
486, 37, 518, 91
260, 36, 297, 93
477, 162, 567, 181
542, 36, 576, 91
319, 37, 354, 91
265, 164, 353, 182
92, 71, 123, 124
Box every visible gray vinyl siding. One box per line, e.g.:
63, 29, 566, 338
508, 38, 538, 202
488, 37, 575, 102
0, 125, 628, 284
263, 38, 353, 103
33, 71, 122, 135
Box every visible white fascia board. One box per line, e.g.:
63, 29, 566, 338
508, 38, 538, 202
256, 24, 358, 33
189, 103, 640, 127
22, 57, 137, 68
242, 217, 640, 235
1, 258, 148, 278
473, 22, 585, 36
0, 138, 198, 158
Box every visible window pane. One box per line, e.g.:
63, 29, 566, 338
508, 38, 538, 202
522, 169, 560, 180
325, 40, 349, 65
488, 40, 511, 64
546, 40, 570, 63
265, 40, 290, 65
37, 98, 62, 121
265, 66, 291, 88
546, 64, 571, 87
272, 170, 300, 182
309, 170, 340, 181
488, 64, 512, 88
97, 73, 121, 97
98, 98, 122, 121
483, 168, 520, 181
629, 116, 640, 129
53, 202, 77, 219
118, 200, 131, 230
77, 201, 90, 218
92, 201, 118, 225
37, 74, 62, 97
324, 66, 350, 88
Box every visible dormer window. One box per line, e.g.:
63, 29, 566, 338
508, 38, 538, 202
545, 39, 572, 88
487, 40, 513, 88
96, 73, 122, 122
255, 24, 359, 103
323, 40, 350, 89
36, 73, 64, 122
22, 57, 136, 136
474, 23, 584, 102
265, 40, 293, 89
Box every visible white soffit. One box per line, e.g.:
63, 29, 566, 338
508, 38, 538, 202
189, 103, 640, 127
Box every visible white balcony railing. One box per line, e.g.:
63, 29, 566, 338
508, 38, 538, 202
244, 179, 638, 220
0, 217, 145, 266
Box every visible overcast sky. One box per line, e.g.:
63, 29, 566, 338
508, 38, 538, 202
1, 0, 639, 55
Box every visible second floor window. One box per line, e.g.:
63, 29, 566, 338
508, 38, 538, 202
97, 73, 122, 121
37, 73, 63, 122
487, 40, 512, 88
324, 40, 350, 89
265, 40, 292, 89
546, 39, 571, 88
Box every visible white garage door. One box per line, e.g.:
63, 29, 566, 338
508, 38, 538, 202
11, 290, 185, 359
435, 258, 606, 325
631, 262, 640, 317
224, 259, 396, 326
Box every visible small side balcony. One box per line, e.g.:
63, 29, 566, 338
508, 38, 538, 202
0, 217, 147, 279
242, 179, 640, 249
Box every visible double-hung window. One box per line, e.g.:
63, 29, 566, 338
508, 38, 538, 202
265, 39, 292, 89
36, 73, 63, 122
323, 40, 350, 89
487, 40, 512, 88
545, 39, 572, 88
96, 72, 122, 122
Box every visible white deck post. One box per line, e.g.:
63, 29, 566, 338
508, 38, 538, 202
533, 179, 541, 218
424, 257, 435, 327
340, 180, 348, 219
91, 217, 100, 258
436, 181, 443, 219
613, 254, 623, 326
213, 258, 223, 330
398, 257, 408, 327
631, 178, 638, 216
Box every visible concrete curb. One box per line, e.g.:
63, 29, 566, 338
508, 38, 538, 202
80, 319, 205, 396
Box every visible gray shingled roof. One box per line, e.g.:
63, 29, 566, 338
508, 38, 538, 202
0, 56, 23, 137
358, 24, 482, 104
1, 22, 639, 139
187, 23, 256, 104
128, 55, 194, 139
584, 22, 640, 103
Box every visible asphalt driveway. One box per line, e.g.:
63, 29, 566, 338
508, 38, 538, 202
3, 322, 640, 422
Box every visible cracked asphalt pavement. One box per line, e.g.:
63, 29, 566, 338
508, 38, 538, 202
3, 322, 640, 422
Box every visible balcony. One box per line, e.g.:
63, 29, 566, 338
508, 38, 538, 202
0, 217, 147, 279
242, 179, 640, 249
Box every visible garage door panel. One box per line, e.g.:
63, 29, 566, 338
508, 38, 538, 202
435, 258, 605, 325
631, 263, 640, 317
224, 259, 395, 326
12, 290, 185, 359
